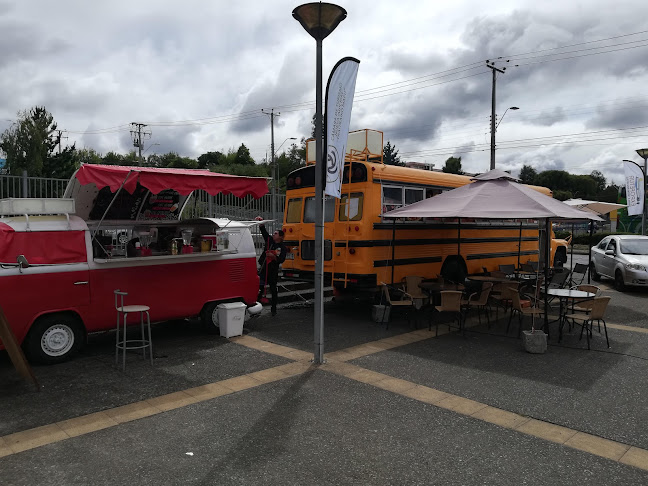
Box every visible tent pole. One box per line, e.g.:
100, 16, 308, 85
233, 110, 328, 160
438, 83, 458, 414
587, 220, 593, 284
457, 218, 461, 255
91, 170, 133, 241
517, 221, 522, 270
570, 223, 575, 285
391, 219, 396, 285
543, 218, 550, 336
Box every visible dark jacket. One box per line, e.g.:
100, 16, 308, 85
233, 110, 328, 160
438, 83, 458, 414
258, 225, 287, 275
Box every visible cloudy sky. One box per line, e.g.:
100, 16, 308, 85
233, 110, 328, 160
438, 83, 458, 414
1, 0, 647, 184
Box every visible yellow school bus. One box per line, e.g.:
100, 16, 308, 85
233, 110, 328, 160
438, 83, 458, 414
281, 129, 568, 290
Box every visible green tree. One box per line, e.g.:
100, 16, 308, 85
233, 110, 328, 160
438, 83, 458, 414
197, 151, 226, 169
442, 156, 463, 174
519, 164, 537, 185
103, 151, 125, 165
383, 141, 401, 166
0, 106, 58, 176
43, 145, 79, 180
77, 148, 103, 165
158, 152, 198, 169
589, 170, 606, 193
234, 144, 255, 165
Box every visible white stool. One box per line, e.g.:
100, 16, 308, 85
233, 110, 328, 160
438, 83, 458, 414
114, 290, 153, 371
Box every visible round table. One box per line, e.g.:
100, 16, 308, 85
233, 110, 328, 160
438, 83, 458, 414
467, 275, 512, 283
546, 289, 595, 340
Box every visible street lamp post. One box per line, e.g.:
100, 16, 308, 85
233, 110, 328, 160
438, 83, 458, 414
273, 137, 297, 230
495, 106, 519, 131
490, 105, 519, 170
293, 2, 347, 364
637, 148, 648, 235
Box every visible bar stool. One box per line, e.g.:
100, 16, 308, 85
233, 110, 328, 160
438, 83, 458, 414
114, 290, 153, 371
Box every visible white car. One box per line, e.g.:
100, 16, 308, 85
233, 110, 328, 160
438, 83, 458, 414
590, 235, 648, 291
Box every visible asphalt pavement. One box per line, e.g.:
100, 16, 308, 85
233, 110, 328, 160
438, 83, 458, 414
2, 279, 648, 485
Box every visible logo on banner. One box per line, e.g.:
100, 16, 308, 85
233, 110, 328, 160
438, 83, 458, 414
327, 145, 341, 183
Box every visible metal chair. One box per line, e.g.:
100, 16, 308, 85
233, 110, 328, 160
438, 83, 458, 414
571, 263, 589, 286
402, 275, 429, 308
114, 290, 153, 371
499, 264, 516, 275
564, 297, 611, 349
461, 282, 493, 327
508, 291, 544, 337
380, 284, 416, 329
490, 282, 520, 319
430, 290, 463, 336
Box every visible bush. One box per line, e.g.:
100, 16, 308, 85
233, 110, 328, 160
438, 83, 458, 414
572, 232, 636, 246
554, 230, 571, 240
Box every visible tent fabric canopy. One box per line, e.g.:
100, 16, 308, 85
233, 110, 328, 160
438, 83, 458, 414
383, 172, 603, 221
74, 164, 269, 199
563, 198, 625, 216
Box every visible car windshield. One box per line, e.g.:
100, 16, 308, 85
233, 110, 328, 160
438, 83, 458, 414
620, 239, 648, 255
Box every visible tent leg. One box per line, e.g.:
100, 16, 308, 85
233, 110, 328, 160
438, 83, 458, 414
391, 219, 396, 285
543, 219, 550, 337
587, 221, 593, 284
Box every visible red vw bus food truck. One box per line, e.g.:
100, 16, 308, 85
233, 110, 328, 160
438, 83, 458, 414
0, 165, 268, 363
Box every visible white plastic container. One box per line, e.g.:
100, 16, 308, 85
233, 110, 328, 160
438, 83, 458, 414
217, 302, 247, 338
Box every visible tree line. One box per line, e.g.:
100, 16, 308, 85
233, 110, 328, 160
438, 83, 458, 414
0, 106, 620, 202
0, 106, 307, 190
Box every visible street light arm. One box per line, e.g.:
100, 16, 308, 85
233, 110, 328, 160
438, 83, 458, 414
274, 137, 297, 157
495, 107, 519, 131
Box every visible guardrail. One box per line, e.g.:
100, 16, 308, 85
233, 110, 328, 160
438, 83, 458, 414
0, 175, 69, 199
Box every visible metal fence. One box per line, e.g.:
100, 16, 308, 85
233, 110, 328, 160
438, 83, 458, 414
0, 174, 69, 199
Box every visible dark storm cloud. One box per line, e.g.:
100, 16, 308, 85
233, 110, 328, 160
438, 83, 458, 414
585, 99, 648, 129
229, 53, 311, 134
384, 50, 447, 76
0, 19, 69, 69
528, 107, 566, 126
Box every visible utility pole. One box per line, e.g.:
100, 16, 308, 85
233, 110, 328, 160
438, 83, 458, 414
130, 122, 151, 166
262, 109, 280, 229
486, 60, 508, 170
55, 130, 68, 154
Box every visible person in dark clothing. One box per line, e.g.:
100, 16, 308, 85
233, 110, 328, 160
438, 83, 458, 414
256, 217, 287, 316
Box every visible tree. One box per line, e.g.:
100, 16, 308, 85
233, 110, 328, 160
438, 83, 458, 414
157, 152, 198, 169
234, 144, 255, 165
589, 170, 606, 193
43, 145, 79, 180
519, 165, 537, 185
383, 141, 401, 166
311, 113, 324, 139
442, 156, 463, 174
77, 148, 103, 165
197, 151, 226, 169
0, 106, 58, 176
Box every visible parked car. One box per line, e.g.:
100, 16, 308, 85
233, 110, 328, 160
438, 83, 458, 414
590, 235, 648, 291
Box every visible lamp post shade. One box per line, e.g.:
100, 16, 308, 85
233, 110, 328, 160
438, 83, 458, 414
292, 3, 347, 40
637, 148, 648, 159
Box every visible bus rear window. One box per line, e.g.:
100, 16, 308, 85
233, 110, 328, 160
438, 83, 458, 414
304, 196, 335, 223
286, 198, 302, 223
339, 193, 364, 221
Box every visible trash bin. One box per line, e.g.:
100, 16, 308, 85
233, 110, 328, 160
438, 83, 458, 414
372, 304, 390, 323
217, 302, 247, 338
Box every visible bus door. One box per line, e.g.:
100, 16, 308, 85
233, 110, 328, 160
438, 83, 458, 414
303, 196, 336, 281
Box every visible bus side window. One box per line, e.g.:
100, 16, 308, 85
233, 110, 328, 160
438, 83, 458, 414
405, 188, 424, 204
339, 193, 364, 221
426, 188, 444, 198
382, 186, 403, 214
286, 198, 303, 223
304, 196, 335, 223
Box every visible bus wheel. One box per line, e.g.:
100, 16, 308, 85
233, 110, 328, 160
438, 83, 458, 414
25, 314, 85, 364
201, 302, 220, 334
